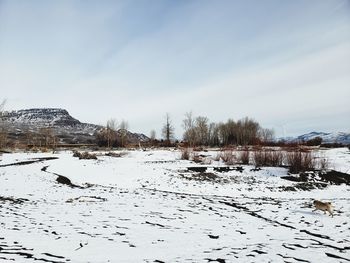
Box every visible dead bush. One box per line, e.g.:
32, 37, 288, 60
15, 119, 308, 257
40, 147, 49, 153
270, 150, 284, 167
73, 151, 97, 160
286, 150, 315, 174
253, 149, 284, 167
180, 147, 191, 160
253, 150, 265, 167
238, 150, 250, 165
220, 150, 236, 165
191, 152, 202, 163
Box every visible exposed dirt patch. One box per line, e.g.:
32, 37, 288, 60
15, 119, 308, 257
105, 152, 126, 158
66, 196, 107, 203
188, 166, 207, 172
180, 172, 222, 182
0, 196, 29, 204
213, 166, 244, 173
280, 182, 328, 191
320, 170, 350, 185
73, 151, 97, 160
0, 157, 58, 168
0, 238, 68, 263
281, 170, 350, 191
56, 175, 78, 187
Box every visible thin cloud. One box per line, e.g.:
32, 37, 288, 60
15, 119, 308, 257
0, 0, 349, 138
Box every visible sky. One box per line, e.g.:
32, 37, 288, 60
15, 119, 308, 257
0, 0, 349, 139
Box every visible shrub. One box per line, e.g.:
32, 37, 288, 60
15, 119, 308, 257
73, 151, 97, 160
286, 150, 315, 174
40, 147, 49, 153
180, 147, 191, 160
220, 150, 236, 165
253, 149, 284, 167
253, 150, 265, 167
270, 150, 284, 167
306, 136, 322, 146
238, 150, 250, 164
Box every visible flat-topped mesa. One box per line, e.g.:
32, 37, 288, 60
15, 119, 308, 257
3, 108, 81, 126
1, 107, 150, 144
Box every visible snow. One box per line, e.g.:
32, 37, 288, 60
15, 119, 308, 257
0, 148, 349, 262
280, 131, 350, 144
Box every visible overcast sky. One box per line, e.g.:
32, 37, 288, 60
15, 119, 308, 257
0, 0, 349, 138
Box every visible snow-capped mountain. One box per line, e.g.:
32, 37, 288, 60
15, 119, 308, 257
281, 131, 350, 145
1, 108, 149, 144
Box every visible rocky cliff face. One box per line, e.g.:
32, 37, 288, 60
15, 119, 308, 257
3, 108, 81, 126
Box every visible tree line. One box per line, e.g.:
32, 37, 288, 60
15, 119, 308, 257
96, 112, 275, 148
154, 112, 274, 147
181, 112, 274, 147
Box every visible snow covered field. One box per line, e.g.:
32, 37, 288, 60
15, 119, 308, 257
0, 148, 349, 262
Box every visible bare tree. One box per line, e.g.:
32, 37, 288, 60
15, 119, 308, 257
119, 120, 129, 147
106, 118, 118, 148
39, 127, 56, 149
195, 116, 209, 146
208, 122, 220, 146
162, 113, 174, 146
150, 129, 156, 141
259, 128, 275, 144
0, 99, 6, 114
182, 111, 196, 146
0, 99, 8, 149
25, 129, 34, 147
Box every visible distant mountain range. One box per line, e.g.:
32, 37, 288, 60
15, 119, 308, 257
0, 108, 149, 144
280, 131, 350, 145
1, 109, 348, 146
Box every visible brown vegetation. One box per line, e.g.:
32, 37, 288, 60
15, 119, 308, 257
182, 113, 274, 147
180, 147, 191, 160
286, 150, 315, 174
220, 149, 236, 165
73, 151, 97, 160
238, 149, 250, 164
252, 149, 284, 167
